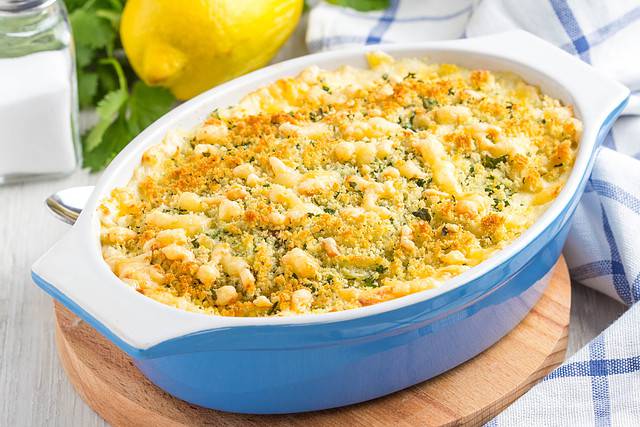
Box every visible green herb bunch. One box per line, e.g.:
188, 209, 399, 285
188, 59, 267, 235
64, 0, 176, 171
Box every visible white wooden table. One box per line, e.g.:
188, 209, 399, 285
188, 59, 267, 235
0, 20, 628, 425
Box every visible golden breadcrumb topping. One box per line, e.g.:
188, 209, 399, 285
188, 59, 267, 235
99, 52, 581, 317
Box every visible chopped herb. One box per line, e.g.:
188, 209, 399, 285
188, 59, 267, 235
415, 178, 426, 187
191, 239, 200, 249
493, 197, 511, 210
207, 229, 224, 240
382, 73, 389, 81
422, 97, 438, 110
309, 108, 324, 122
400, 112, 416, 131
322, 84, 331, 93
469, 165, 475, 175
324, 207, 336, 214
362, 276, 378, 287
448, 88, 456, 96
482, 155, 508, 169
267, 301, 280, 315
404, 72, 416, 80
554, 163, 564, 168
541, 118, 547, 124
375, 265, 387, 274
412, 208, 431, 221
506, 102, 514, 118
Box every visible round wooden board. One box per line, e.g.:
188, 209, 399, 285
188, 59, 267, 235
53, 257, 570, 427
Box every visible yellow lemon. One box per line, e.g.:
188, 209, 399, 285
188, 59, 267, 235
121, 0, 303, 100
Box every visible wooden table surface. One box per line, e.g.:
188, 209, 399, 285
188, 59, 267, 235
0, 20, 628, 426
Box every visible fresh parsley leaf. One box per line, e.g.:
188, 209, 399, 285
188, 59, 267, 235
83, 82, 175, 170
83, 114, 131, 171
75, 43, 95, 68
63, 0, 88, 13
83, 88, 128, 152
96, 61, 120, 94
77, 72, 98, 108
95, 8, 122, 29
326, 0, 390, 12
69, 9, 116, 51
127, 82, 175, 134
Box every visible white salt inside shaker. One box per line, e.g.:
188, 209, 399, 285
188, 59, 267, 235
0, 0, 80, 184
0, 50, 77, 177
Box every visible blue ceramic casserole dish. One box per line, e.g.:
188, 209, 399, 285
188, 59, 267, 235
32, 31, 629, 414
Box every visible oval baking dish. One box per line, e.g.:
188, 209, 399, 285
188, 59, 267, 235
32, 31, 629, 414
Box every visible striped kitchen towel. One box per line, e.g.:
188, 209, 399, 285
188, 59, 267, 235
307, 1, 640, 425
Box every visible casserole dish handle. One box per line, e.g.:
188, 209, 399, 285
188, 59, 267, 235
31, 230, 233, 357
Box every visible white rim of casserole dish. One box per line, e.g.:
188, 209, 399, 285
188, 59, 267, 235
32, 30, 630, 350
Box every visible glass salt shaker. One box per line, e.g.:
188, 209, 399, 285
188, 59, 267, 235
0, 0, 80, 185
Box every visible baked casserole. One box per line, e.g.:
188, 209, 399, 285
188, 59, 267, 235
99, 52, 582, 317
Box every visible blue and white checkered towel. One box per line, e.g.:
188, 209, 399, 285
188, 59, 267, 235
308, 1, 640, 425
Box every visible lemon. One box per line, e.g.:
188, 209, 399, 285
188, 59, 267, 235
120, 0, 303, 100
